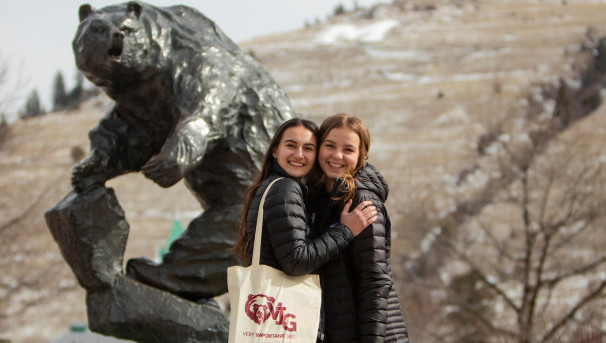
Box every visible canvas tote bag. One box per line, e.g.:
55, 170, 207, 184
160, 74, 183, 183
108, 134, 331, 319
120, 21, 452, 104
228, 177, 322, 343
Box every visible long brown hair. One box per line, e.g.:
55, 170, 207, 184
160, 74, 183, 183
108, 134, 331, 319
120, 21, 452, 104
233, 117, 319, 263
307, 113, 370, 202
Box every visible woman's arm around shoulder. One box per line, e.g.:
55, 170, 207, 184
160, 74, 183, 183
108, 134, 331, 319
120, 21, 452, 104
263, 178, 354, 276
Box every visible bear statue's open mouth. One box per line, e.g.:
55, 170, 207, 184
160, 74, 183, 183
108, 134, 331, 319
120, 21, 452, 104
108, 33, 124, 60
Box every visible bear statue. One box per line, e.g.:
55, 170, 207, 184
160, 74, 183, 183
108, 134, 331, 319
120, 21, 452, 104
71, 1, 293, 301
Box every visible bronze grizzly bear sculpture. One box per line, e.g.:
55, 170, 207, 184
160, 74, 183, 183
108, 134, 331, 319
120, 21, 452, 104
71, 1, 293, 301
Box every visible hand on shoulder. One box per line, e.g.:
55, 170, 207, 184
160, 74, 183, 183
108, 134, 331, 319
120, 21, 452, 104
340, 199, 377, 237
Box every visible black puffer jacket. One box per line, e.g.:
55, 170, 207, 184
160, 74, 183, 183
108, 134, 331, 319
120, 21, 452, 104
245, 163, 354, 276
311, 163, 409, 343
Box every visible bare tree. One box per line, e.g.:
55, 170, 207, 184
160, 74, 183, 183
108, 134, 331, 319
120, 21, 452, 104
401, 38, 606, 340
0, 53, 38, 143
0, 52, 27, 122
0, 55, 12, 144
0, 54, 11, 117
437, 129, 606, 342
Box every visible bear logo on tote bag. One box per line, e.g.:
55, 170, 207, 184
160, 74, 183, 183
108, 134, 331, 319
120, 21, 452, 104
245, 294, 297, 331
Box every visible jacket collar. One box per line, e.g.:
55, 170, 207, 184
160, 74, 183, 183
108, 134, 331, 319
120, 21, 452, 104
270, 162, 308, 194
270, 162, 293, 179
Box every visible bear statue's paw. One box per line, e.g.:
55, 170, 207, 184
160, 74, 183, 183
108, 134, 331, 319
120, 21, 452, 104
141, 153, 183, 188
71, 156, 108, 192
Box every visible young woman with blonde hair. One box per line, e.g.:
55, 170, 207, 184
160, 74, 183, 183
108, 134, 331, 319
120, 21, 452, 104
308, 113, 409, 343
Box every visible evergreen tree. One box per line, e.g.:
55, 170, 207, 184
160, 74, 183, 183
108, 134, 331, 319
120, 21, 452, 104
20, 89, 43, 119
68, 71, 84, 104
334, 3, 346, 16
22, 90, 40, 118
52, 71, 68, 111
0, 113, 8, 144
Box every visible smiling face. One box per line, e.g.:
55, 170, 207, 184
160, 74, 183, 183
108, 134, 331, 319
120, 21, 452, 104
272, 126, 317, 180
318, 127, 361, 188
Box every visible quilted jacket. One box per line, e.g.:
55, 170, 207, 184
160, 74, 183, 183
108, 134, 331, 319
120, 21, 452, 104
245, 163, 354, 275
311, 162, 409, 343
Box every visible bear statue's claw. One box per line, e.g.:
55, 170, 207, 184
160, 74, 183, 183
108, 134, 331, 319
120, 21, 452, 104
141, 155, 183, 188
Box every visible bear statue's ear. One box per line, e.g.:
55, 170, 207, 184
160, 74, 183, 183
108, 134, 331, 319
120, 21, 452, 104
127, 1, 143, 19
79, 4, 93, 22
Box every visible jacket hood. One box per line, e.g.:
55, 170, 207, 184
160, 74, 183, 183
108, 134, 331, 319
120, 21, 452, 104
354, 162, 389, 202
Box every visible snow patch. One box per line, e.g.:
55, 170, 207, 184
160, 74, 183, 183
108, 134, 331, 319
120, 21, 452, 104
365, 47, 427, 60
315, 20, 399, 44
464, 47, 511, 61
421, 227, 442, 253
431, 106, 470, 126
382, 72, 417, 82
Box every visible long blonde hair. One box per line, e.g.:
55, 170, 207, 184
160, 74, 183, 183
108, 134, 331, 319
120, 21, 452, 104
307, 113, 370, 201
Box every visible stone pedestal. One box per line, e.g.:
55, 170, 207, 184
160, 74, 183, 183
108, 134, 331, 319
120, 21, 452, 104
45, 187, 229, 343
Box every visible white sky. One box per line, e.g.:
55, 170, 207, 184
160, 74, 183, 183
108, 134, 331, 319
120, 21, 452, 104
0, 0, 383, 118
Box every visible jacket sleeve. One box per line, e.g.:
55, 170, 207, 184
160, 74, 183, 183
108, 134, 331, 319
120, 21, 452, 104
264, 178, 354, 276
350, 191, 391, 343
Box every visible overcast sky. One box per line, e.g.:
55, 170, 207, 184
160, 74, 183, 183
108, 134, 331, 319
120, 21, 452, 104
0, 0, 383, 117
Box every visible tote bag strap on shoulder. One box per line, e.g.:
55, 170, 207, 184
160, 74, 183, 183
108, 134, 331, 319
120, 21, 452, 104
228, 176, 320, 343
251, 177, 283, 266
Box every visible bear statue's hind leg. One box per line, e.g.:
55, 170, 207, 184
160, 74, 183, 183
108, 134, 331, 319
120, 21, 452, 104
126, 203, 241, 301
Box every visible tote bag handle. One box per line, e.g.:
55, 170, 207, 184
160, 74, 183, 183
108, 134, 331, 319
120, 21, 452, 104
251, 177, 283, 266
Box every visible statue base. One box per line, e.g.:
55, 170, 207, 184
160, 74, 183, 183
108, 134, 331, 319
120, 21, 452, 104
45, 187, 229, 342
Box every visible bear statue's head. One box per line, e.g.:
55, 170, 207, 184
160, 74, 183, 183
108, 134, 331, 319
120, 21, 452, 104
72, 2, 166, 88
